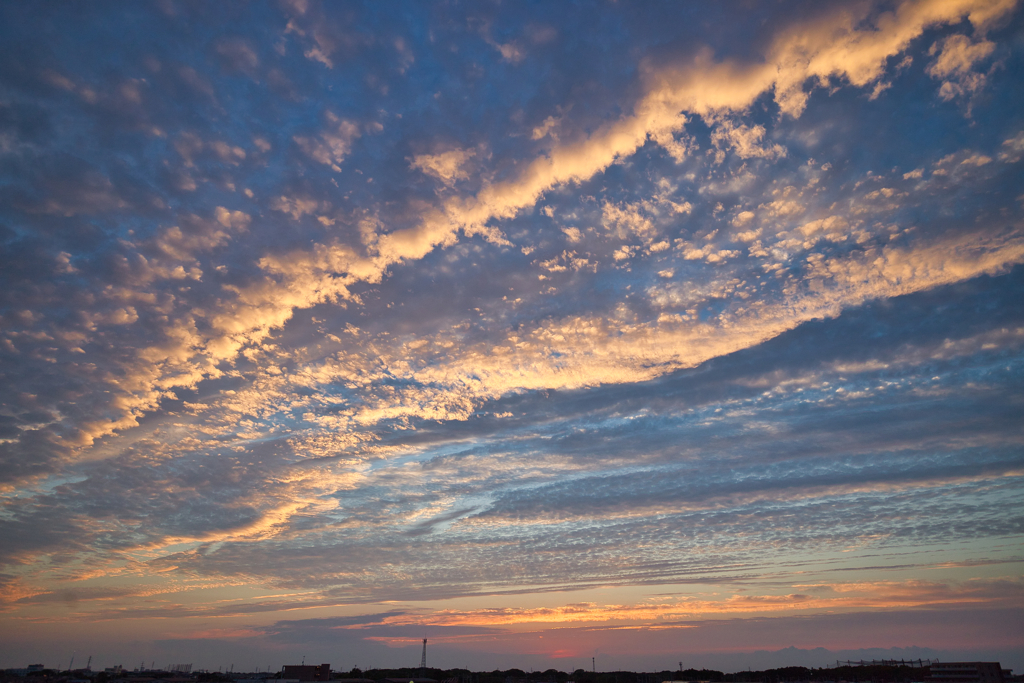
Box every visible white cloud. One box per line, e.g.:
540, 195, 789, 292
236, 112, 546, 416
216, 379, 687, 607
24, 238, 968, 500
532, 115, 561, 141
294, 112, 361, 170
998, 131, 1024, 162
927, 33, 997, 101
21, 0, 1022, 476
410, 148, 476, 185
561, 227, 583, 243
732, 211, 755, 227
711, 119, 787, 161
271, 195, 319, 220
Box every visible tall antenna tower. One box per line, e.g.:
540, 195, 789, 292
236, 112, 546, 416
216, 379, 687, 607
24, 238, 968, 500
420, 639, 428, 670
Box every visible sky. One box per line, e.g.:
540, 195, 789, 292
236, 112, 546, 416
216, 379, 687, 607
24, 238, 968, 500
1, 0, 1023, 674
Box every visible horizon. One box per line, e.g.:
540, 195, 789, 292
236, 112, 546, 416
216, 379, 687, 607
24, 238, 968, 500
12, 658, 956, 673
1, 0, 1022, 675
7, 649, 1017, 676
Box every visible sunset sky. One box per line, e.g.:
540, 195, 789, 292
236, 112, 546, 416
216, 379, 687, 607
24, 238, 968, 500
1, 0, 1023, 674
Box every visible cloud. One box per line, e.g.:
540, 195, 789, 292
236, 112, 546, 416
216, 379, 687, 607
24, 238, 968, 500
710, 119, 786, 162
0, 2, 1023, 667
363, 0, 1018, 275
294, 112, 361, 170
532, 114, 562, 141
214, 37, 260, 76
927, 33, 996, 101
998, 131, 1024, 162
6, 158, 131, 217
410, 148, 476, 186
344, 577, 1024, 626
271, 195, 320, 220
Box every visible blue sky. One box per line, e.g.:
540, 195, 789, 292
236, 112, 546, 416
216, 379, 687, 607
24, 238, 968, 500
1, 0, 1023, 674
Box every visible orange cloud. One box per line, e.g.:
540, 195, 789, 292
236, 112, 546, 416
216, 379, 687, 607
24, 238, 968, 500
338, 577, 1024, 630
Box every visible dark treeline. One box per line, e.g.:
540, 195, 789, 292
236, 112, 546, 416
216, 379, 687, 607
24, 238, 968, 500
5, 664, 932, 683
324, 665, 931, 683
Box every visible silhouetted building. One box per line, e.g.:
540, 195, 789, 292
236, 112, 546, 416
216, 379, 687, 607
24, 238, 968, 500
282, 665, 331, 682
929, 663, 1005, 683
